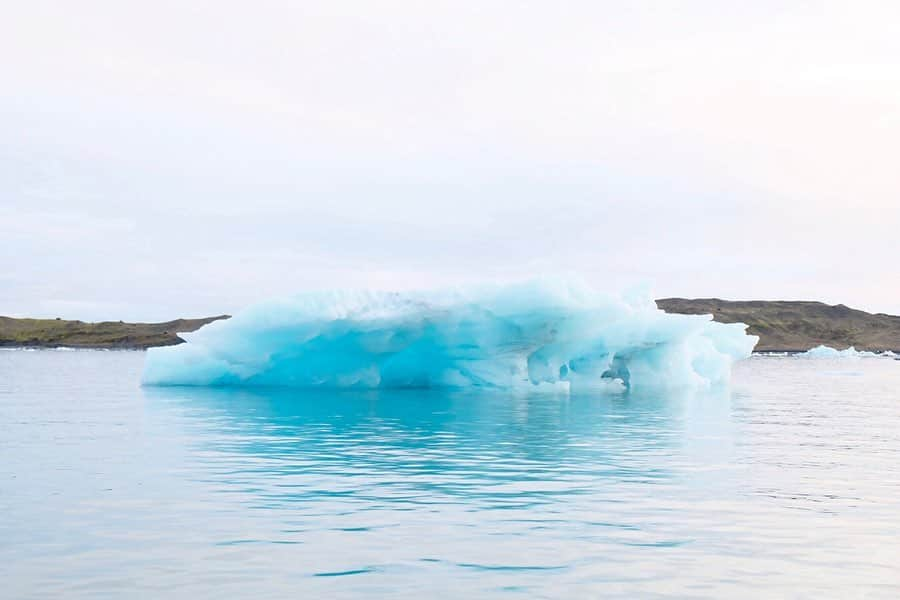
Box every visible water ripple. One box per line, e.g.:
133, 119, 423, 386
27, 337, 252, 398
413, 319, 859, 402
2, 351, 900, 598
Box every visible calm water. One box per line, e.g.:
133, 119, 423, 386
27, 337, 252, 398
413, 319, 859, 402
2, 351, 899, 598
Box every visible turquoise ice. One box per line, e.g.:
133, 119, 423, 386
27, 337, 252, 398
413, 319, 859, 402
142, 280, 758, 391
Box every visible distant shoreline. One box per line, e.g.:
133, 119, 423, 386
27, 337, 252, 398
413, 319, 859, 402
0, 315, 230, 350
3, 299, 899, 352
657, 299, 900, 353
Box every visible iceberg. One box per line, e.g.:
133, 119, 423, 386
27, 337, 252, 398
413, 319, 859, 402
800, 345, 878, 358
142, 280, 758, 392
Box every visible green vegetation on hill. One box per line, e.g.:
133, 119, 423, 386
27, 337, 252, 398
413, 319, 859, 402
0, 315, 230, 349
657, 299, 900, 352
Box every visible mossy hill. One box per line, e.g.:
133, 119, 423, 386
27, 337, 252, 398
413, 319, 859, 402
0, 315, 230, 349
657, 299, 900, 352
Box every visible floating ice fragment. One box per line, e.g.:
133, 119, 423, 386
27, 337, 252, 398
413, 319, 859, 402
142, 280, 758, 391
799, 345, 878, 358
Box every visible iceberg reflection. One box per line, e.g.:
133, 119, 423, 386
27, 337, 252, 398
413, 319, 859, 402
142, 386, 734, 511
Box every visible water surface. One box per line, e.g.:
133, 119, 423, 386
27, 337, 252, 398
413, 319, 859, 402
2, 351, 899, 598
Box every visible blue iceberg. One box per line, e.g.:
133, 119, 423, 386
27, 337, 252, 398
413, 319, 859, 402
142, 280, 758, 391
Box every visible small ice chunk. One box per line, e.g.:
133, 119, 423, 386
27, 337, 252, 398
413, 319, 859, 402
800, 345, 878, 358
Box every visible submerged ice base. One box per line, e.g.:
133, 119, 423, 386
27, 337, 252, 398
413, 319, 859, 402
142, 281, 758, 392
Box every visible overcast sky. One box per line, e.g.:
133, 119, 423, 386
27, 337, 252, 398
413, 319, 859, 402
3, 1, 899, 320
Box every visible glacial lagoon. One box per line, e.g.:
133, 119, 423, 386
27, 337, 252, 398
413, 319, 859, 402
2, 350, 899, 598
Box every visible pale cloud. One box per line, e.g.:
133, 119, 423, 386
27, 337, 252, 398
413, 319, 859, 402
2, 1, 898, 320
